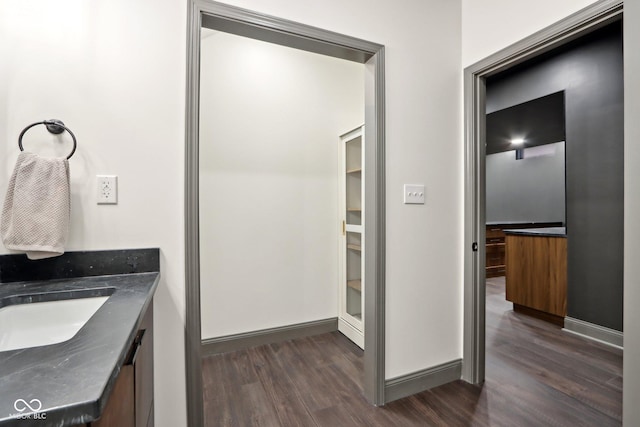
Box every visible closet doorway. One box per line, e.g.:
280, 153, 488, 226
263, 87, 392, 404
198, 28, 365, 349
184, 2, 386, 426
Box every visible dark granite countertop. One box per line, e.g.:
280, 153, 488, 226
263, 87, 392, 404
486, 221, 563, 226
504, 227, 567, 237
487, 221, 539, 226
0, 249, 159, 426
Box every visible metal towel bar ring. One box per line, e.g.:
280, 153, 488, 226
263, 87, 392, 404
18, 119, 77, 160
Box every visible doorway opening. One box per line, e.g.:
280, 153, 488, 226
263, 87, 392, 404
198, 28, 366, 350
463, 0, 623, 391
185, 2, 386, 426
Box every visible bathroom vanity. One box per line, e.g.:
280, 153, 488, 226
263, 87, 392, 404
0, 249, 159, 427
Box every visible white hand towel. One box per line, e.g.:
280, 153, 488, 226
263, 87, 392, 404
1, 152, 70, 260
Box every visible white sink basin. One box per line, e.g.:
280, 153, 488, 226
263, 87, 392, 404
0, 296, 110, 352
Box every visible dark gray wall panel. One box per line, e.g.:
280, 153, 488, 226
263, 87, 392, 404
486, 23, 623, 331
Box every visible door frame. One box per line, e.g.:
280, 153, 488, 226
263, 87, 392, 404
185, 1, 387, 425
462, 0, 623, 384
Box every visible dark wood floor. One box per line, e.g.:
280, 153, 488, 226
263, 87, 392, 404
202, 277, 622, 426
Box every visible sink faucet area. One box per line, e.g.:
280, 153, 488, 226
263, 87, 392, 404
0, 290, 113, 352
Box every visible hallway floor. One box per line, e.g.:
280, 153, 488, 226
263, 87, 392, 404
202, 277, 622, 426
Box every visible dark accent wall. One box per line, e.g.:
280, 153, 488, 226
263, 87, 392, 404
486, 22, 624, 331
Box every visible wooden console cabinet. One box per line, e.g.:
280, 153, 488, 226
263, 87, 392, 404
485, 222, 562, 277
505, 234, 567, 323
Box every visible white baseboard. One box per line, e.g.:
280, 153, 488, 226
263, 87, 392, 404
338, 318, 364, 349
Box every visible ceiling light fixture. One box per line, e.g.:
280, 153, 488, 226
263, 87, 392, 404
511, 138, 525, 145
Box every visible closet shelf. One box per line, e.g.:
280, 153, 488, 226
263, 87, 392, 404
347, 208, 362, 212
347, 280, 362, 292
346, 168, 362, 174
347, 244, 362, 252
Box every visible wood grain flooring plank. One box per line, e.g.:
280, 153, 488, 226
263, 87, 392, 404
381, 396, 449, 427
486, 357, 620, 427
486, 279, 622, 423
423, 381, 498, 427
239, 382, 283, 427
606, 374, 623, 392
271, 338, 356, 412
202, 353, 242, 427
202, 277, 622, 427
487, 342, 622, 422
311, 403, 370, 427
246, 345, 318, 427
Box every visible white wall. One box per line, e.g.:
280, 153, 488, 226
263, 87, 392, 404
624, 1, 640, 424
0, 2, 187, 426
198, 31, 364, 338
462, 0, 599, 67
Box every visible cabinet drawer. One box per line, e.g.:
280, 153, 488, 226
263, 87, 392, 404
486, 227, 505, 238
486, 256, 504, 267
487, 265, 506, 277
486, 243, 505, 255
486, 241, 505, 269
486, 256, 505, 267
486, 237, 504, 244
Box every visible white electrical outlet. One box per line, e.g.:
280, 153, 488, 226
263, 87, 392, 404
97, 175, 118, 204
403, 184, 425, 204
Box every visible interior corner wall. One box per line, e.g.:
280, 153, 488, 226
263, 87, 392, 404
0, 2, 187, 427
624, 2, 640, 424
198, 31, 364, 338
485, 24, 624, 331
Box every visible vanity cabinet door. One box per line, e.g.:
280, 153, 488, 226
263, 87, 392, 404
91, 365, 135, 427
89, 301, 154, 427
135, 302, 154, 427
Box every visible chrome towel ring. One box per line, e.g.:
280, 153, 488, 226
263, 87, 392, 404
18, 119, 77, 160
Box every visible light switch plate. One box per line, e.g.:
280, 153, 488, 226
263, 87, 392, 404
404, 184, 425, 204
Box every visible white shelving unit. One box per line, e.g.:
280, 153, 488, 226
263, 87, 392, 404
338, 125, 364, 349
